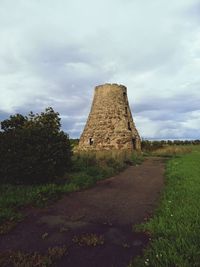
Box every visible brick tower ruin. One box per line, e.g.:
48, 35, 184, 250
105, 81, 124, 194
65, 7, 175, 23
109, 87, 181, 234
78, 83, 141, 151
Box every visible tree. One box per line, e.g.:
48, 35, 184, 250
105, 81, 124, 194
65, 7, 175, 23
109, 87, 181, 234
0, 107, 71, 184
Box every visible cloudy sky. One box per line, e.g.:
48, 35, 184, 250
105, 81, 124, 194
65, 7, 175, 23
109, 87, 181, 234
0, 0, 200, 139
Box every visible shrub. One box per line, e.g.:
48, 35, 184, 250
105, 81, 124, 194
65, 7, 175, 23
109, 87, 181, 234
0, 107, 71, 185
70, 173, 95, 188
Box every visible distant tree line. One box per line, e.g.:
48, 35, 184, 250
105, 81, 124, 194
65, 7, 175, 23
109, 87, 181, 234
70, 138, 79, 148
0, 107, 71, 185
70, 138, 200, 152
141, 139, 200, 151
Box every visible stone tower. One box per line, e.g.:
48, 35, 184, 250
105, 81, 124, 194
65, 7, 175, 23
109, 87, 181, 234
78, 83, 141, 151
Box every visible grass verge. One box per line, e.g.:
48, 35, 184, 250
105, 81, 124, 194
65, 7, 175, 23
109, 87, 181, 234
0, 183, 78, 233
130, 149, 200, 267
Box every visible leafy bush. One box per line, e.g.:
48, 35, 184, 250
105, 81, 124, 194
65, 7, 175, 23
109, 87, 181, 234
130, 152, 144, 165
70, 138, 79, 149
71, 154, 97, 172
0, 107, 71, 185
70, 173, 96, 188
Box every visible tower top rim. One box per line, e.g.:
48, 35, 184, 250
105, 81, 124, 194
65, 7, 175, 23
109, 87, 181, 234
95, 83, 127, 91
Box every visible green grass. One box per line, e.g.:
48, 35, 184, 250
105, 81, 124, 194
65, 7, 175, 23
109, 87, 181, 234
0, 151, 143, 231
131, 148, 200, 267
0, 183, 78, 227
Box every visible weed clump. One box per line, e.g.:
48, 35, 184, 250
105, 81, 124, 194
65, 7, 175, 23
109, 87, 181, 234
0, 246, 67, 267
72, 233, 104, 247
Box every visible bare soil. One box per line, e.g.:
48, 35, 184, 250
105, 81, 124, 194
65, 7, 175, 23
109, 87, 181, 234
0, 157, 165, 267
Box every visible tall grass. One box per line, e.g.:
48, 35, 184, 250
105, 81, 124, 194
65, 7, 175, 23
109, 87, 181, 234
74, 149, 136, 163
151, 145, 194, 157
131, 148, 200, 267
69, 150, 143, 188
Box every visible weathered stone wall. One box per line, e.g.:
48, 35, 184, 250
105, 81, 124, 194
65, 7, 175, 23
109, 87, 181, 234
78, 83, 141, 151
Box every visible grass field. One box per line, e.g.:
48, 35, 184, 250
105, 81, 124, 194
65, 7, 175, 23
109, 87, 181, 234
151, 145, 194, 157
131, 146, 200, 267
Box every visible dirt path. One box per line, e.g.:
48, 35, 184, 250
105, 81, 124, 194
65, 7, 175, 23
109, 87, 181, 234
0, 157, 165, 267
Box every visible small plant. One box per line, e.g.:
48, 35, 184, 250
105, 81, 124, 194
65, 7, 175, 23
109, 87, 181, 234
0, 246, 67, 267
0, 219, 22, 235
47, 246, 67, 260
130, 152, 144, 165
72, 233, 105, 247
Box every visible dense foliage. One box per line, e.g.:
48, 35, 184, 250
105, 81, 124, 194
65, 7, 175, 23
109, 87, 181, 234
0, 108, 71, 185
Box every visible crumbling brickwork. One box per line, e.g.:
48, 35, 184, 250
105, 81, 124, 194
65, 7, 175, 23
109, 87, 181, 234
78, 83, 141, 151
